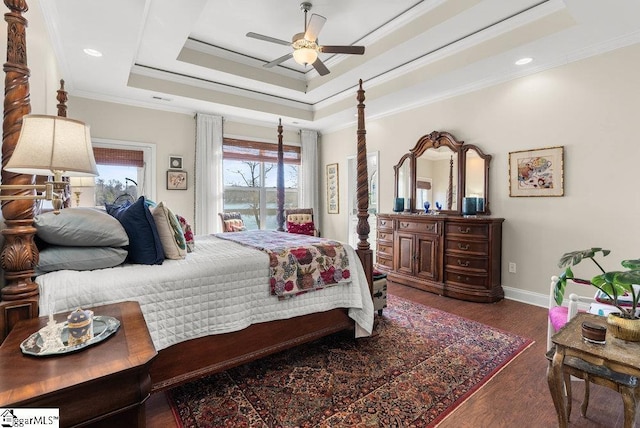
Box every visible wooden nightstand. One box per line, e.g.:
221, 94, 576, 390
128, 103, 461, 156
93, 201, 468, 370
0, 301, 157, 427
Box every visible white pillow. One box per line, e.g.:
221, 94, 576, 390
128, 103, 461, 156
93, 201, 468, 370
151, 202, 187, 260
36, 246, 127, 274
35, 207, 128, 247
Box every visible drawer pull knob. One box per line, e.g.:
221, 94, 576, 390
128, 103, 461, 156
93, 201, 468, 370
401, 222, 409, 228
457, 259, 470, 267
457, 243, 470, 250
458, 227, 471, 233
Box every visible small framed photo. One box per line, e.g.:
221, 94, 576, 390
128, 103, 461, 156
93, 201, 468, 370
169, 156, 183, 170
167, 170, 187, 190
509, 146, 564, 197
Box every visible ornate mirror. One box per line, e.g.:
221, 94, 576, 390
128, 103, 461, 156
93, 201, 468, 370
393, 153, 412, 210
393, 131, 491, 215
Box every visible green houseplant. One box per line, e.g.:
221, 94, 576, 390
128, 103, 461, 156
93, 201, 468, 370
553, 247, 640, 341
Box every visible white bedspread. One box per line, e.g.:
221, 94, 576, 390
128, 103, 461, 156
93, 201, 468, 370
36, 235, 374, 350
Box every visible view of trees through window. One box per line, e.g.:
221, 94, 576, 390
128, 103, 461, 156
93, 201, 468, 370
93, 164, 139, 206
223, 160, 299, 229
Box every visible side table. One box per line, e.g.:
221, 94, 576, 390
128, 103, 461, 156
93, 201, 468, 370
547, 312, 640, 428
0, 301, 157, 427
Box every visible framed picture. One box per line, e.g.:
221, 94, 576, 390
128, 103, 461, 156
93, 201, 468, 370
167, 170, 187, 190
169, 156, 183, 170
509, 146, 564, 197
326, 163, 339, 214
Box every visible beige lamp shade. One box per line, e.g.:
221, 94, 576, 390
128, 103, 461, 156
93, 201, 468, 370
69, 177, 96, 188
5, 115, 98, 178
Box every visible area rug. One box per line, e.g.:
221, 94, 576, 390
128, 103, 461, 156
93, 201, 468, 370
167, 294, 533, 427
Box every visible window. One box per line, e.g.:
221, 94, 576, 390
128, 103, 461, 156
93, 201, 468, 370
90, 139, 156, 207
223, 138, 300, 230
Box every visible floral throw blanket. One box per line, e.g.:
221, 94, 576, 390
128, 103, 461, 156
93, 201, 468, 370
215, 230, 351, 300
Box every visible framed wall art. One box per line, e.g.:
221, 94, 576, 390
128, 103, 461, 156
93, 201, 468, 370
326, 163, 339, 214
167, 170, 187, 190
169, 156, 183, 170
509, 146, 564, 197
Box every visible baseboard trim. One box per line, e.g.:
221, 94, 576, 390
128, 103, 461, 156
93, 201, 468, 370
503, 286, 548, 308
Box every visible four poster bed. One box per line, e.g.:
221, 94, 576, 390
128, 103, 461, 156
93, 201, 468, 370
0, 0, 374, 394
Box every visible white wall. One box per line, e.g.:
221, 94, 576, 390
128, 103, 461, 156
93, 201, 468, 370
320, 43, 640, 301
0, 0, 61, 115
66, 97, 196, 224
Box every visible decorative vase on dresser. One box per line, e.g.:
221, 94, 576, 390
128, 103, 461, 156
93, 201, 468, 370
376, 213, 504, 302
383, 130, 504, 303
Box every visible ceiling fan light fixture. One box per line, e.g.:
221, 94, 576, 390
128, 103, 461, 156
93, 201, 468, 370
293, 47, 318, 65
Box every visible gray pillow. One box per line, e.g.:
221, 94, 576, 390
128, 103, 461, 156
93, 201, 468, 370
36, 246, 128, 274
35, 207, 128, 247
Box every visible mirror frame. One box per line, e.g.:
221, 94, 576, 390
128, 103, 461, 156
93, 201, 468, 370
462, 144, 492, 214
393, 131, 492, 215
393, 152, 413, 203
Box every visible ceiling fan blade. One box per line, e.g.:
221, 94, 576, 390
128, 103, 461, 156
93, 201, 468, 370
319, 45, 365, 55
264, 53, 293, 68
304, 13, 326, 42
311, 57, 330, 76
246, 32, 291, 46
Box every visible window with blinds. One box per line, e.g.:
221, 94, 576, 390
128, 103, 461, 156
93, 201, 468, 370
223, 138, 301, 165
222, 138, 300, 230
91, 146, 145, 206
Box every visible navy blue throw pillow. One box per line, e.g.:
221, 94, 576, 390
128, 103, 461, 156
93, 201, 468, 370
108, 196, 165, 265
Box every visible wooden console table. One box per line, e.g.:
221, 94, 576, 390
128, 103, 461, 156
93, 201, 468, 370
0, 301, 157, 427
547, 312, 640, 428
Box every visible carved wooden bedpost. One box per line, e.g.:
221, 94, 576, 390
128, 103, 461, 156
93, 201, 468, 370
57, 79, 67, 117
355, 80, 373, 292
0, 0, 38, 340
276, 119, 285, 231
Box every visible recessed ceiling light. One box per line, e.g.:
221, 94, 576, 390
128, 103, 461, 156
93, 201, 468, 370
83, 48, 102, 57
515, 57, 533, 66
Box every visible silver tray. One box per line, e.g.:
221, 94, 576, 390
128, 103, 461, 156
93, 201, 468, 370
20, 315, 121, 357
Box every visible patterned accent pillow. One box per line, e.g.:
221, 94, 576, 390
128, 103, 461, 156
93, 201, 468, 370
287, 221, 315, 236
177, 215, 195, 252
224, 219, 246, 232
151, 202, 187, 260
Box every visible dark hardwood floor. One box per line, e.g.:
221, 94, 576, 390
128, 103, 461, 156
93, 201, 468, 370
146, 282, 628, 427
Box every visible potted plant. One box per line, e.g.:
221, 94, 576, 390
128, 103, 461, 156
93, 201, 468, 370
553, 247, 640, 341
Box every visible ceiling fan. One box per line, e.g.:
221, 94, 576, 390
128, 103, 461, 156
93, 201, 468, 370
246, 2, 365, 76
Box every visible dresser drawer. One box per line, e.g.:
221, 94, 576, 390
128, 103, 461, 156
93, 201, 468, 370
376, 254, 393, 270
444, 270, 489, 288
378, 217, 393, 231
397, 219, 439, 235
444, 254, 488, 273
446, 222, 489, 239
445, 239, 488, 256
377, 230, 393, 242
377, 242, 393, 257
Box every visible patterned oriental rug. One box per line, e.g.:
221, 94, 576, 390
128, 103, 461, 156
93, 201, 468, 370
167, 294, 533, 427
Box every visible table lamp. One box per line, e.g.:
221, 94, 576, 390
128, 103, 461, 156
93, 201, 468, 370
0, 115, 98, 212
69, 177, 96, 207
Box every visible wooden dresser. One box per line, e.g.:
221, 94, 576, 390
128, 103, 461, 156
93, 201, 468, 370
376, 213, 504, 303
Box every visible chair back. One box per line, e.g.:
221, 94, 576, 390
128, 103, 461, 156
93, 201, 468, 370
285, 208, 318, 236
547, 277, 596, 350
219, 212, 246, 232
